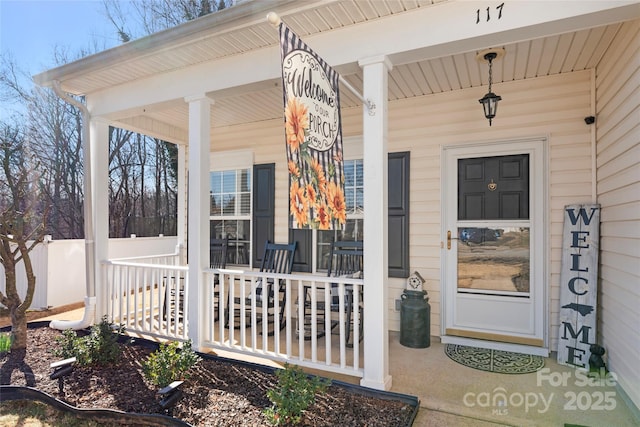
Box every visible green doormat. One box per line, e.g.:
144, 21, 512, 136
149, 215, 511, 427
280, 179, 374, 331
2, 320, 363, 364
445, 344, 545, 374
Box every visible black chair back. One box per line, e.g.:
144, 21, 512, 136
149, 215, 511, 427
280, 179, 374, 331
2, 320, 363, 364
210, 237, 228, 269
259, 240, 297, 274
328, 240, 363, 278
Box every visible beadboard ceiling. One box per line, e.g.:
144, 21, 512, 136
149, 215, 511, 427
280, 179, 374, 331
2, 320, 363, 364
35, 0, 630, 134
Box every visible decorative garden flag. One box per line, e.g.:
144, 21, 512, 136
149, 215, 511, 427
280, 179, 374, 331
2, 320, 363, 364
278, 22, 345, 230
557, 204, 600, 368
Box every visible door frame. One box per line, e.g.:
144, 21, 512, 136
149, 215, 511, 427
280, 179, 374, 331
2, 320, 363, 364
440, 137, 549, 356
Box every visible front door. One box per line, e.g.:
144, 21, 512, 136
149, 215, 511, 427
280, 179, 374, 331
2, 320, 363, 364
442, 140, 547, 353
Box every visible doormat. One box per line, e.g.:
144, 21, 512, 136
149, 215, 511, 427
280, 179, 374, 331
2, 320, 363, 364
445, 344, 544, 374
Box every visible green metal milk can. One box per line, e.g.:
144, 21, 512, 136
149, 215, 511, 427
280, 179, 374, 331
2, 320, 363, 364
400, 290, 430, 348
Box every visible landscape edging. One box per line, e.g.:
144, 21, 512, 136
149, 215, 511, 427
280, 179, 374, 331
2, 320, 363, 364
1, 320, 420, 426
0, 385, 192, 426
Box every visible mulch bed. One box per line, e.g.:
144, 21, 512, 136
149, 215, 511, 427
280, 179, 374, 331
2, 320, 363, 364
0, 324, 416, 426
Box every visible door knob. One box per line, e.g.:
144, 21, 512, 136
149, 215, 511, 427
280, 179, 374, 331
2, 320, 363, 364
447, 230, 458, 250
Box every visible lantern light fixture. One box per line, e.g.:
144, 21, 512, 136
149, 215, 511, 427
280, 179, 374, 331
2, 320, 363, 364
477, 48, 505, 126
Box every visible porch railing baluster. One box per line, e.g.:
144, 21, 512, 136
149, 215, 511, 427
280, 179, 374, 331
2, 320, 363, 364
102, 259, 364, 378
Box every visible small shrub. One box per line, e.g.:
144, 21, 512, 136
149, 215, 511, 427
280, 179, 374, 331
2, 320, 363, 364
54, 329, 85, 362
142, 340, 201, 388
264, 363, 330, 426
85, 316, 125, 365
0, 332, 12, 353
53, 316, 125, 366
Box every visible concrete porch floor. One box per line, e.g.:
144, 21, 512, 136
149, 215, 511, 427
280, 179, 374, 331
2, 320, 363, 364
40, 308, 639, 426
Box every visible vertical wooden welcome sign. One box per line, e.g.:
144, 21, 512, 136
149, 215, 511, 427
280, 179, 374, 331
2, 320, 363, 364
557, 204, 600, 367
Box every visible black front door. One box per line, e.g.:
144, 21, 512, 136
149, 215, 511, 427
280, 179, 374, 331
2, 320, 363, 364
458, 154, 529, 220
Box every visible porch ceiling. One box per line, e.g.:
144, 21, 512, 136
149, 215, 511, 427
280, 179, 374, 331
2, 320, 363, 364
124, 21, 625, 135
33, 0, 638, 141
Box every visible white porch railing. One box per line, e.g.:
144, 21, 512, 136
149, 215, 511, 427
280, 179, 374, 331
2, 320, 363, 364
103, 253, 188, 340
101, 258, 364, 378
204, 269, 364, 378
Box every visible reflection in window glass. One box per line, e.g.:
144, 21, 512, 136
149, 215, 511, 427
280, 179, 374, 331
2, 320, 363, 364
457, 227, 530, 294
343, 160, 364, 214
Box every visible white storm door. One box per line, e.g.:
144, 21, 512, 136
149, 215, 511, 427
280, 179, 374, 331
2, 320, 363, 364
442, 140, 546, 351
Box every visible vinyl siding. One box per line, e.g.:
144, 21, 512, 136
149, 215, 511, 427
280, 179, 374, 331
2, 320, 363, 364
210, 70, 593, 344
595, 19, 640, 411
380, 71, 592, 339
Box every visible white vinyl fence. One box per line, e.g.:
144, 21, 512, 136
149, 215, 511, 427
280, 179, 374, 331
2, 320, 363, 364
0, 236, 177, 310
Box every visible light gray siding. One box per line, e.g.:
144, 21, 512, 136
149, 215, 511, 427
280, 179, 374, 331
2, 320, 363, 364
595, 18, 640, 411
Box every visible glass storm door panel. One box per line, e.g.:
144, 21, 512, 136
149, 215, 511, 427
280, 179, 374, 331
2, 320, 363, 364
443, 142, 546, 349
457, 155, 530, 295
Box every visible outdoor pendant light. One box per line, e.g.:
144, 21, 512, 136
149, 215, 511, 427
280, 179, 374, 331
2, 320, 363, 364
477, 48, 505, 126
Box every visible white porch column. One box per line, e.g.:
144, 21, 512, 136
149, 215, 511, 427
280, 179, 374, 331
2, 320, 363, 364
359, 55, 392, 391
176, 144, 188, 264
185, 94, 212, 349
91, 118, 110, 319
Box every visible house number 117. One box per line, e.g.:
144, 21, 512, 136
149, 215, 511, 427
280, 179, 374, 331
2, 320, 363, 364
476, 3, 504, 24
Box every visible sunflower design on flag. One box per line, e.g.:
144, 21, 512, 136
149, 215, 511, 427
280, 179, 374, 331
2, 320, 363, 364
279, 23, 345, 230
284, 97, 345, 230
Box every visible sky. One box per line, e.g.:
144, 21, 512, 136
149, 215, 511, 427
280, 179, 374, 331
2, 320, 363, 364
0, 0, 133, 118
0, 0, 125, 74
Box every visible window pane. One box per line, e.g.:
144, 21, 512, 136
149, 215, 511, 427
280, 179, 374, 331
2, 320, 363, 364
210, 220, 223, 239
210, 168, 251, 265
227, 220, 250, 266
457, 227, 530, 294
210, 173, 222, 193
239, 193, 251, 215
222, 170, 236, 193
222, 195, 235, 215
314, 159, 364, 272
342, 159, 364, 213
210, 195, 222, 215
240, 169, 251, 192
316, 236, 332, 271
344, 188, 355, 212
316, 219, 363, 272
236, 220, 250, 240
341, 219, 363, 241
355, 188, 364, 212
355, 160, 363, 186
344, 162, 354, 186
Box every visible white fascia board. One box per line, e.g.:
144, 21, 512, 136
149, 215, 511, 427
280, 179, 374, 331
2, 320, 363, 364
87, 44, 281, 116
88, 0, 639, 117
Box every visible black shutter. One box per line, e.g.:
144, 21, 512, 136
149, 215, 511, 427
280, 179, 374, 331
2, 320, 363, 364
388, 152, 410, 278
289, 229, 312, 272
252, 163, 275, 266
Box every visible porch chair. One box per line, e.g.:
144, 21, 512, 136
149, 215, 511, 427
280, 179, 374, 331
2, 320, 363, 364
227, 240, 297, 335
302, 240, 363, 346
210, 237, 228, 321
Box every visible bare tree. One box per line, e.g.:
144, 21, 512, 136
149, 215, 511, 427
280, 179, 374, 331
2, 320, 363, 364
103, 0, 232, 41
0, 123, 48, 350
1, 54, 85, 239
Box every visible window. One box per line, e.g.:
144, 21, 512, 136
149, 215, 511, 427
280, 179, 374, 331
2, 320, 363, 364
291, 152, 410, 278
210, 168, 251, 265
316, 159, 364, 271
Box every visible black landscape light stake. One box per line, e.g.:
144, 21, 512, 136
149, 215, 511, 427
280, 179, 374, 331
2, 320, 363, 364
49, 357, 76, 395
158, 380, 184, 417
